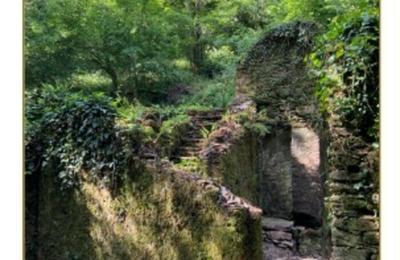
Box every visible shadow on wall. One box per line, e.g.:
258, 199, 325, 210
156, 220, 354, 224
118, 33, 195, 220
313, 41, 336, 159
25, 162, 261, 260
25, 170, 146, 260
25, 171, 98, 260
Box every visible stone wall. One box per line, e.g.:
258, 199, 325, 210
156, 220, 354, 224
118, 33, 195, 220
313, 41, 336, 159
234, 22, 324, 225
233, 21, 379, 259
207, 132, 260, 205
26, 160, 262, 260
258, 126, 293, 219
325, 120, 379, 260
203, 121, 293, 220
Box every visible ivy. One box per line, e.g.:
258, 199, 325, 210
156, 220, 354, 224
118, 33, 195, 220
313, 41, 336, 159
308, 4, 379, 141
25, 91, 127, 189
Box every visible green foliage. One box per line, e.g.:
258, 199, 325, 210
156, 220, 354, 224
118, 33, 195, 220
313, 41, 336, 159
25, 87, 128, 188
233, 109, 271, 137
265, 0, 377, 26
24, 0, 379, 185
25, 0, 272, 104
25, 0, 185, 99
69, 72, 112, 92
157, 114, 191, 156
25, 0, 86, 85
180, 71, 236, 109
266, 0, 323, 23
308, 2, 379, 141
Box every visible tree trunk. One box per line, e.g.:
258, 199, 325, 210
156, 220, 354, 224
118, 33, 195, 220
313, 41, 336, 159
191, 0, 204, 73
192, 22, 203, 72
107, 68, 119, 91
90, 53, 120, 95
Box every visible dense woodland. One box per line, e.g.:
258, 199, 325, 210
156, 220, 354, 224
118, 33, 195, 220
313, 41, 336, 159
26, 0, 379, 181
25, 0, 379, 259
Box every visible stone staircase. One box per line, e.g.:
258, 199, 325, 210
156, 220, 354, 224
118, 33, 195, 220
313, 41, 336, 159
170, 109, 224, 172
262, 217, 322, 260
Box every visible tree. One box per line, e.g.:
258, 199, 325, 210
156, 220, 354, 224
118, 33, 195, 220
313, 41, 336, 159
25, 0, 183, 98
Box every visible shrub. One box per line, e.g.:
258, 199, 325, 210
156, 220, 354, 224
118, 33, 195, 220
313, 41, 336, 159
25, 87, 126, 189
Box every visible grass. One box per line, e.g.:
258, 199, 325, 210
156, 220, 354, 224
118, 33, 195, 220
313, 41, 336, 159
179, 70, 236, 109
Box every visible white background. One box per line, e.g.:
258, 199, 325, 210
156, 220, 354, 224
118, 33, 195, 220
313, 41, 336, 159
0, 0, 398, 259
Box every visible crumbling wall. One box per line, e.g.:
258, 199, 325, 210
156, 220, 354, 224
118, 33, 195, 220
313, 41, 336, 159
202, 118, 293, 220
235, 21, 323, 225
233, 21, 379, 259
27, 160, 262, 260
207, 132, 260, 205
325, 119, 379, 260
227, 22, 327, 259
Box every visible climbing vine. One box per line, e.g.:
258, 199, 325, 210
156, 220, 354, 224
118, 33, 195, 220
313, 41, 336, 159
308, 2, 379, 141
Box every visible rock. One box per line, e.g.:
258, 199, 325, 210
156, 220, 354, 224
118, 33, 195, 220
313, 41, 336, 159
229, 95, 257, 114
279, 240, 294, 248
328, 195, 371, 212
331, 247, 368, 260
331, 228, 362, 247
328, 182, 366, 195
296, 228, 322, 257
262, 217, 294, 231
329, 170, 366, 182
263, 242, 294, 260
332, 215, 379, 234
266, 230, 293, 241
363, 231, 379, 245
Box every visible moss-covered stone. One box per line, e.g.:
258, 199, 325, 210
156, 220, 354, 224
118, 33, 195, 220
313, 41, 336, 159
210, 133, 259, 204
29, 162, 261, 260
205, 124, 293, 220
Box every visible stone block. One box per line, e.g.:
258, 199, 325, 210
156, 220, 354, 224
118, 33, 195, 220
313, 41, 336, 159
331, 247, 368, 260
331, 228, 361, 247
262, 217, 293, 231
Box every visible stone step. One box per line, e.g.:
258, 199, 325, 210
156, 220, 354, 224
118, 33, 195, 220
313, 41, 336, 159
192, 116, 222, 122
187, 109, 224, 117
191, 122, 216, 130
178, 146, 202, 152
176, 152, 201, 158
178, 152, 200, 157
177, 156, 199, 161
262, 217, 294, 231
170, 155, 198, 162
181, 137, 203, 143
